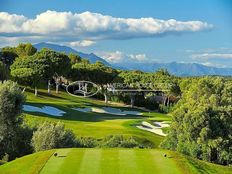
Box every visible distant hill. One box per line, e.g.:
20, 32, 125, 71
33, 42, 232, 76
33, 42, 111, 66
113, 62, 232, 76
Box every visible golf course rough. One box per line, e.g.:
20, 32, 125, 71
0, 148, 231, 174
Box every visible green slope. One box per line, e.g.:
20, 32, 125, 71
0, 150, 55, 174
0, 148, 231, 174
23, 88, 169, 147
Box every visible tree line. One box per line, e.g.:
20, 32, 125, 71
0, 43, 231, 165
161, 77, 232, 165
1, 43, 180, 111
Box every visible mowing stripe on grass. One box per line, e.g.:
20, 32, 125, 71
61, 149, 85, 174
78, 149, 102, 174
40, 149, 72, 174
1, 148, 232, 174
149, 150, 182, 174
100, 149, 119, 173
118, 149, 139, 174
134, 150, 158, 173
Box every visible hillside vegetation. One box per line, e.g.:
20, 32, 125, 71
0, 43, 232, 173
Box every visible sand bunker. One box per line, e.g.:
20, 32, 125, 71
23, 105, 66, 116
73, 107, 92, 113
137, 121, 170, 136
72, 107, 142, 116
122, 111, 142, 115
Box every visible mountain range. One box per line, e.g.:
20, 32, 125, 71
34, 42, 110, 66
33, 42, 232, 76
116, 62, 232, 76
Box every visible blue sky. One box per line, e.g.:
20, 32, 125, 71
1, 0, 232, 67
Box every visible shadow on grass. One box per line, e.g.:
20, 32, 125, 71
24, 102, 147, 123
26, 88, 65, 100
26, 88, 148, 112
186, 157, 218, 174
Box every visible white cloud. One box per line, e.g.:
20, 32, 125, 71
97, 51, 148, 63
69, 40, 96, 47
0, 10, 213, 42
190, 52, 232, 68
192, 53, 232, 60
0, 36, 45, 48
97, 51, 124, 63
200, 62, 227, 68
0, 12, 27, 33
127, 54, 147, 61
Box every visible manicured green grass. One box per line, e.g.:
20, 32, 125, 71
1, 88, 231, 174
0, 150, 55, 174
0, 148, 231, 174
23, 88, 170, 147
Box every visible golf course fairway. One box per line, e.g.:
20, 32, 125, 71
0, 148, 231, 174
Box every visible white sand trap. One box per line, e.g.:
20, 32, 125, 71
92, 107, 112, 114
23, 105, 66, 116
72, 107, 91, 113
102, 107, 122, 113
100, 107, 126, 115
122, 111, 142, 115
153, 121, 170, 128
136, 121, 169, 136
72, 107, 142, 116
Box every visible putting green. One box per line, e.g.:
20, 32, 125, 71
0, 148, 231, 174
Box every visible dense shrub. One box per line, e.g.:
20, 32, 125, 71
158, 104, 174, 113
161, 77, 232, 165
15, 125, 34, 157
0, 81, 25, 160
101, 135, 139, 148
59, 129, 77, 147
31, 124, 145, 151
120, 137, 138, 148
0, 62, 8, 81
77, 137, 98, 148
31, 122, 76, 152
102, 135, 123, 148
